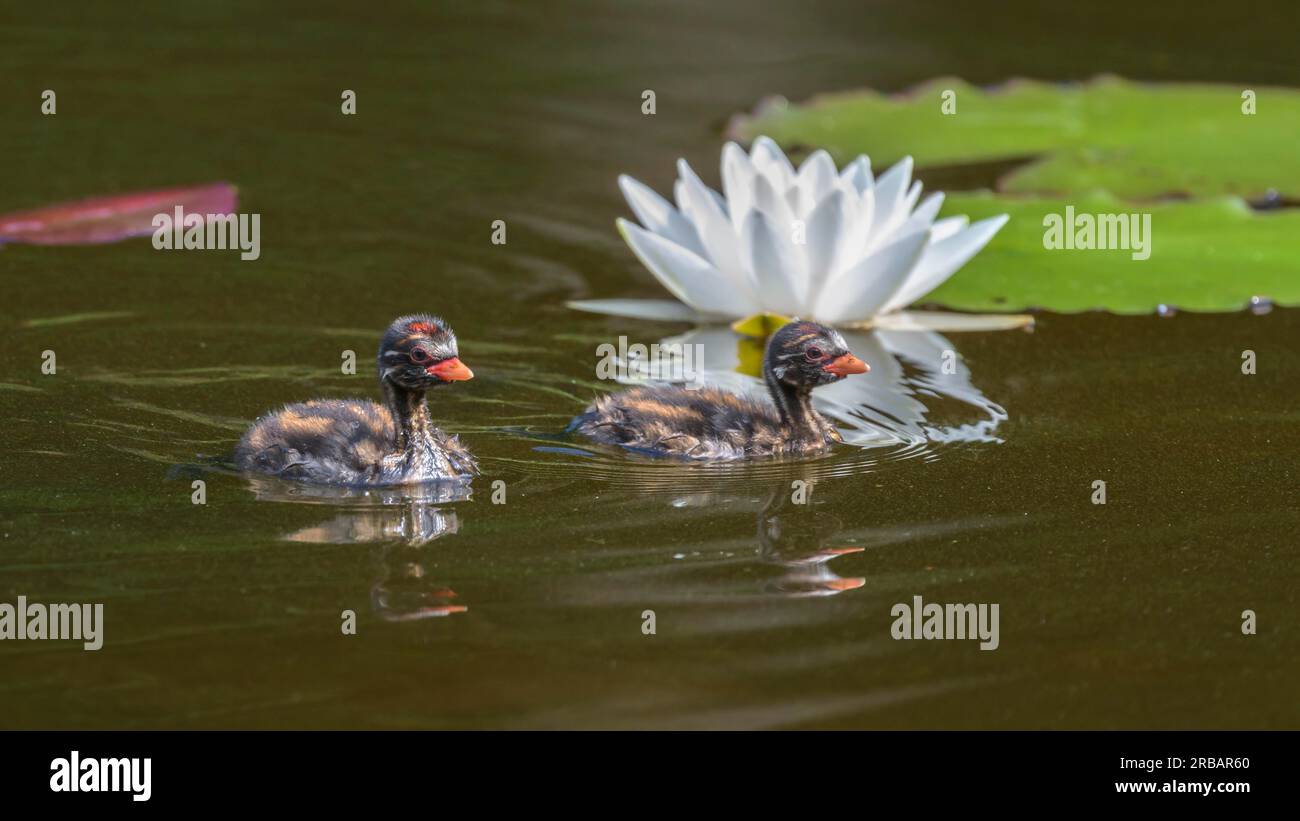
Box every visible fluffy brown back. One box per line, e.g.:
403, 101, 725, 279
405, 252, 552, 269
570, 385, 833, 459
235, 399, 398, 483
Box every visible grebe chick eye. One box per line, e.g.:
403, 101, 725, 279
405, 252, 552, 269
569, 319, 869, 461
234, 313, 478, 486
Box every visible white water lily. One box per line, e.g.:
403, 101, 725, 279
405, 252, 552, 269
570, 137, 1019, 330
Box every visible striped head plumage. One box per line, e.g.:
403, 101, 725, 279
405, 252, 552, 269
378, 314, 473, 390
765, 320, 869, 389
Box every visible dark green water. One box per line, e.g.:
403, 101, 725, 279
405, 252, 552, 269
1, 1, 1296, 728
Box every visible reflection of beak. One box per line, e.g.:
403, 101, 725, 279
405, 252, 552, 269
380, 605, 468, 622
823, 353, 869, 377
428, 357, 473, 381
822, 546, 866, 557
826, 578, 866, 592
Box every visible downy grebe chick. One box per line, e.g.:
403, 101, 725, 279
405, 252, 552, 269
235, 315, 478, 485
570, 320, 868, 460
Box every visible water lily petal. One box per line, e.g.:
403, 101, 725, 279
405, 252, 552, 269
784, 184, 803, 218
793, 149, 837, 217
750, 170, 798, 232
566, 298, 702, 321
816, 229, 930, 323
871, 310, 1034, 332
898, 191, 945, 236
618, 174, 706, 257
675, 159, 750, 294
882, 214, 1009, 313
801, 189, 854, 310
720, 142, 757, 233
709, 187, 730, 217
797, 150, 838, 194
740, 209, 806, 311
831, 185, 877, 277
931, 215, 968, 242
866, 156, 914, 246
749, 136, 796, 193
903, 180, 923, 216
839, 155, 873, 194
619, 218, 757, 315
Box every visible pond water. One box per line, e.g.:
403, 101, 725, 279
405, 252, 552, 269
1, 0, 1296, 728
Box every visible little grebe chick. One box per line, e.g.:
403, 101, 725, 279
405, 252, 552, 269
235, 315, 478, 485
570, 320, 868, 460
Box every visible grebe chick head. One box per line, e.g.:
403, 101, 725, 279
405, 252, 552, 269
764, 320, 869, 391
378, 314, 474, 391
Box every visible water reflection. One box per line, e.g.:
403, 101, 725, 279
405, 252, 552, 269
244, 475, 472, 510
620, 326, 1007, 447
245, 476, 471, 621
755, 485, 865, 598
368, 540, 468, 622
561, 478, 867, 603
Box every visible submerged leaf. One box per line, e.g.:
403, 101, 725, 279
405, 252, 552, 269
0, 182, 237, 245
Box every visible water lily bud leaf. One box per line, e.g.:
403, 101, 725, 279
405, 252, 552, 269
731, 311, 794, 338
734, 334, 768, 378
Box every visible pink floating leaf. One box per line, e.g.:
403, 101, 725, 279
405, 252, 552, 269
0, 182, 238, 246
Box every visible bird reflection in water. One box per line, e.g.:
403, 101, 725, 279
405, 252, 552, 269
659, 478, 865, 599
755, 484, 865, 597
245, 476, 471, 621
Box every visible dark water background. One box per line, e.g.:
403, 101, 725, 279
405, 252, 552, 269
0, 0, 1296, 728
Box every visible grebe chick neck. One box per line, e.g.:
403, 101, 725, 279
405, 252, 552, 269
381, 377, 435, 453
762, 357, 820, 440
375, 314, 474, 474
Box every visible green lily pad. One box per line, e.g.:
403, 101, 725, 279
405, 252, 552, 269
929, 192, 1299, 313
730, 77, 1300, 200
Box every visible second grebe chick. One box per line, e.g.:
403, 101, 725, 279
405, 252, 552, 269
235, 314, 478, 485
569, 320, 868, 460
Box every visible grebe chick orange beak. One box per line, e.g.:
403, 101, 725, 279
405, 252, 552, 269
823, 353, 868, 378
429, 357, 473, 381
